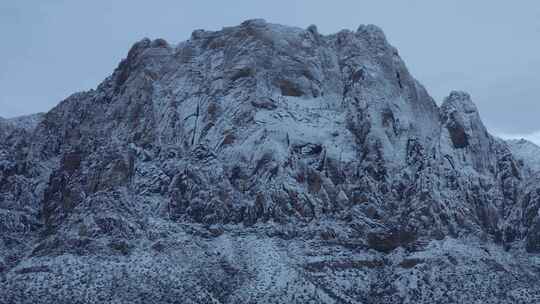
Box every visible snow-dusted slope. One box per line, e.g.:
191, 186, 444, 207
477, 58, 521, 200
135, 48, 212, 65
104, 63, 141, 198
507, 138, 540, 175
1, 20, 539, 303
5, 113, 44, 130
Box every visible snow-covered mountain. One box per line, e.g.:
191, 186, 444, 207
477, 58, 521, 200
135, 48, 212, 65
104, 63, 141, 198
4, 113, 44, 131
507, 138, 540, 175
1, 20, 539, 303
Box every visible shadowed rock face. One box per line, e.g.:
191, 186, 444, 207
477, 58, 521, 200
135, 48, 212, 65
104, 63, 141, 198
1, 20, 540, 303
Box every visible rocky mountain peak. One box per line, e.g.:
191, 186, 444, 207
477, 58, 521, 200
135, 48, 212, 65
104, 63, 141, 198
1, 21, 540, 303
442, 91, 477, 112
356, 24, 388, 42
440, 91, 490, 154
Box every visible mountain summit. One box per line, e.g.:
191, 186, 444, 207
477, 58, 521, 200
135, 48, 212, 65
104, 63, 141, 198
1, 20, 540, 303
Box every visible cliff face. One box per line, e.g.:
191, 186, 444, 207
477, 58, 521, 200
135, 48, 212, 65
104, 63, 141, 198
1, 20, 539, 303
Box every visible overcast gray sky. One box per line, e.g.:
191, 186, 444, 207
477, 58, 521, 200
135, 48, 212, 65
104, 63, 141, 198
1, 1, 539, 142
